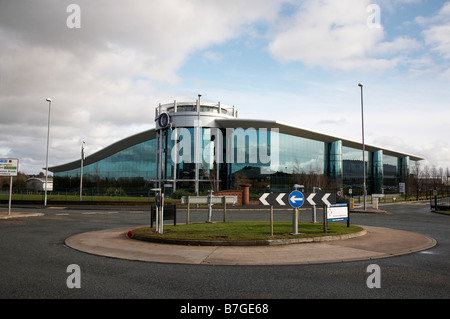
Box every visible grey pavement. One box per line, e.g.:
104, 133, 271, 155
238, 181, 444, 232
65, 225, 437, 266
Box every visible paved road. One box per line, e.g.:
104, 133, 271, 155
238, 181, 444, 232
0, 202, 448, 301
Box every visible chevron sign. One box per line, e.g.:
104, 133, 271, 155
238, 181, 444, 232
259, 192, 336, 208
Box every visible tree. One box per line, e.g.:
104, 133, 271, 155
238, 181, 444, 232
422, 165, 430, 199
410, 161, 422, 200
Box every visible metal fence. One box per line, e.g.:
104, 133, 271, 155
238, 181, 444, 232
430, 196, 450, 211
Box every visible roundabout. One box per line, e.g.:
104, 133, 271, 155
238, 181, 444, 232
127, 221, 365, 246
65, 224, 436, 266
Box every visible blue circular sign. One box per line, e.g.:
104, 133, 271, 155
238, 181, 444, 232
289, 191, 305, 208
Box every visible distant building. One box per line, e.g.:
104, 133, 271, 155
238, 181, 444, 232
49, 101, 424, 195
26, 177, 53, 192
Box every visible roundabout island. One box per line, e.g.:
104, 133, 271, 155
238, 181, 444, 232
65, 220, 436, 266
127, 221, 366, 246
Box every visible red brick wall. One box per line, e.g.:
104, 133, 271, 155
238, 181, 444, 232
214, 190, 243, 205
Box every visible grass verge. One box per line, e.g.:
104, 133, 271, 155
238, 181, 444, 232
131, 221, 363, 242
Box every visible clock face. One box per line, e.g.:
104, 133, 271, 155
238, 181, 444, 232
158, 113, 169, 128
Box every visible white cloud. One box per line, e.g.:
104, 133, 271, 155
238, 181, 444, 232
0, 0, 287, 173
418, 2, 450, 59
268, 0, 395, 70
1, 0, 450, 174
371, 36, 422, 56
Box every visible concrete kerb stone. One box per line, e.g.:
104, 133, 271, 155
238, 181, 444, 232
131, 229, 368, 246
0, 212, 44, 219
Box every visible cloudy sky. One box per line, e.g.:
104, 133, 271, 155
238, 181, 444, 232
1, 0, 450, 174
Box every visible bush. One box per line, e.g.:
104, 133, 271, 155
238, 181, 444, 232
171, 189, 195, 199
106, 187, 127, 196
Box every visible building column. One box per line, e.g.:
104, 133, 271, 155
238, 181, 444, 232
326, 140, 343, 183
398, 156, 410, 179
370, 150, 383, 194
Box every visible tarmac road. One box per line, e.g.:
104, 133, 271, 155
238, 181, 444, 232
0, 202, 448, 300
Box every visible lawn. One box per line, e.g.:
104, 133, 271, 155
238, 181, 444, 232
131, 221, 363, 242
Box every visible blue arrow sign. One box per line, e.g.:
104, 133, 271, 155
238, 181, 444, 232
289, 191, 305, 208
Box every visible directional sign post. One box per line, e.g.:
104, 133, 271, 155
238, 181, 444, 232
289, 191, 304, 235
0, 159, 19, 216
288, 191, 305, 208
259, 192, 335, 208
308, 193, 318, 223
0, 159, 18, 177
258, 191, 337, 234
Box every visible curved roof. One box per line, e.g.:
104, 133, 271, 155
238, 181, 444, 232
49, 129, 156, 173
216, 119, 425, 161
49, 118, 424, 173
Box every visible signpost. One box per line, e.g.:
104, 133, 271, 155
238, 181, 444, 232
0, 159, 19, 216
327, 204, 349, 222
289, 191, 304, 234
324, 204, 350, 232
259, 191, 338, 235
258, 192, 335, 208
151, 188, 164, 234
181, 195, 237, 223
0, 159, 18, 176
288, 191, 304, 208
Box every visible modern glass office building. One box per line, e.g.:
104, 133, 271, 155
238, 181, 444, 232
50, 101, 424, 196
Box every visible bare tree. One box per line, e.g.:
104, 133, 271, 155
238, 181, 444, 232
411, 161, 422, 200
423, 165, 430, 199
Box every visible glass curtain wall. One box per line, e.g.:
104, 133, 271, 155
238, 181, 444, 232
54, 139, 157, 196
342, 146, 369, 195
383, 154, 398, 193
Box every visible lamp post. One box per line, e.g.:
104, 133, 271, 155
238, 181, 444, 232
195, 94, 201, 196
80, 141, 85, 201
358, 83, 367, 210
44, 98, 52, 207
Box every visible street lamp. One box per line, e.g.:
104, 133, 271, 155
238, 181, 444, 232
44, 98, 52, 207
195, 94, 202, 196
80, 141, 85, 201
358, 83, 367, 210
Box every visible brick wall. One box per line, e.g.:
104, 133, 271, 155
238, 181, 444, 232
214, 190, 243, 205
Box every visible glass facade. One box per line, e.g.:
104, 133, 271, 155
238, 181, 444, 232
383, 154, 398, 192
162, 128, 326, 193
51, 102, 419, 197
54, 139, 157, 195
342, 146, 369, 193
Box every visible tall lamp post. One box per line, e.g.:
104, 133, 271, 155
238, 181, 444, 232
44, 98, 52, 207
358, 83, 367, 210
195, 93, 201, 196
80, 141, 85, 201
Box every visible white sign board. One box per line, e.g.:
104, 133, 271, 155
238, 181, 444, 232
327, 204, 349, 222
181, 195, 237, 205
399, 183, 406, 194
0, 159, 19, 177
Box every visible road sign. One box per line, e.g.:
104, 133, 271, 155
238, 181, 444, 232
289, 191, 305, 208
302, 193, 335, 207
259, 193, 288, 207
327, 204, 349, 222
0, 159, 19, 177
259, 192, 336, 208
181, 195, 237, 205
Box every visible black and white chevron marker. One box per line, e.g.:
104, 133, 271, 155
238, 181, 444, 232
259, 192, 336, 208
259, 193, 288, 207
